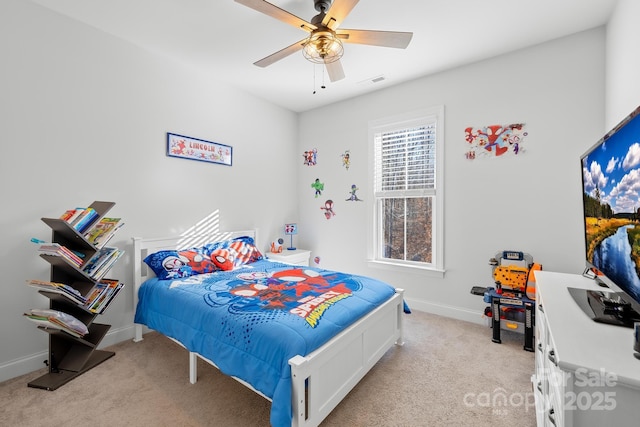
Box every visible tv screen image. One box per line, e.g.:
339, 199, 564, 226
579, 105, 640, 326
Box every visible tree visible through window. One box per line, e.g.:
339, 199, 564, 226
371, 107, 443, 270
382, 197, 432, 262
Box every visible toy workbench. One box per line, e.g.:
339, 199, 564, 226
471, 250, 539, 352
483, 287, 535, 352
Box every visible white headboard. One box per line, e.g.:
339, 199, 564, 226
132, 229, 258, 316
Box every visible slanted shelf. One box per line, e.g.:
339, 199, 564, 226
27, 201, 124, 391
40, 201, 115, 264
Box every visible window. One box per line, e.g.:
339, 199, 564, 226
369, 107, 444, 273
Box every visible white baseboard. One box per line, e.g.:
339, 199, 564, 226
0, 325, 136, 384
0, 349, 49, 384
99, 324, 136, 347
404, 297, 486, 326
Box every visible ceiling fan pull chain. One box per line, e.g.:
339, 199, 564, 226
321, 65, 326, 90
312, 63, 317, 94
312, 63, 327, 94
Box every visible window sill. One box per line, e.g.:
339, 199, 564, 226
367, 259, 445, 278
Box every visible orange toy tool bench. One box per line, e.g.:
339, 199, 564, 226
472, 250, 540, 352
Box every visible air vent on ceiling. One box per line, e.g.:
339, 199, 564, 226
358, 75, 386, 86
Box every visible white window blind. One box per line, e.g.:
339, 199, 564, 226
374, 122, 437, 197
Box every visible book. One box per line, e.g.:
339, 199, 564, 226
26, 279, 87, 305
24, 314, 83, 338
67, 208, 86, 224
59, 209, 77, 222
89, 279, 123, 313
91, 250, 124, 281
24, 308, 88, 337
94, 281, 124, 314
84, 282, 108, 308
85, 217, 123, 247
74, 208, 98, 233
82, 247, 117, 278
26, 278, 123, 313
39, 247, 83, 267
61, 208, 84, 224
69, 208, 87, 225
56, 245, 85, 265
38, 243, 84, 267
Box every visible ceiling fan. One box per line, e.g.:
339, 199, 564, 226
235, 0, 413, 82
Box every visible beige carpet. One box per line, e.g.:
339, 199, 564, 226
0, 311, 536, 427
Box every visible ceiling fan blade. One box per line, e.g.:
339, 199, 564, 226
322, 0, 360, 30
235, 0, 316, 32
337, 29, 413, 49
254, 38, 307, 68
325, 59, 345, 82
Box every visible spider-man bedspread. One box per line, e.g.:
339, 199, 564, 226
134, 260, 396, 426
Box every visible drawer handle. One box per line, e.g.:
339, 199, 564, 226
548, 408, 556, 426
548, 349, 557, 366
537, 342, 543, 353
537, 380, 542, 393
539, 304, 544, 313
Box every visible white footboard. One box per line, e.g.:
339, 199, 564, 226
289, 289, 404, 427
186, 289, 404, 427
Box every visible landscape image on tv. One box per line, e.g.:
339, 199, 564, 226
582, 111, 640, 305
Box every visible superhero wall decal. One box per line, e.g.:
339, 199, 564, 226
464, 123, 528, 160
320, 200, 336, 219
311, 178, 324, 198
346, 184, 362, 201
303, 148, 318, 166
341, 150, 351, 170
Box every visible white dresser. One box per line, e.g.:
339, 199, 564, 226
533, 271, 640, 426
266, 249, 311, 266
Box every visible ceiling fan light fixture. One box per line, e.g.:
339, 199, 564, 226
302, 30, 344, 64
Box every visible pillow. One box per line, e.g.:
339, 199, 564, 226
143, 236, 264, 279
144, 247, 218, 280
210, 248, 234, 271
204, 235, 264, 268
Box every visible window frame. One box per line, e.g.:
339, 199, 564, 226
367, 106, 445, 276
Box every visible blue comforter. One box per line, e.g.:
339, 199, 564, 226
134, 260, 396, 426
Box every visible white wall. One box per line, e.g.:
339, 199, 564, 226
606, 0, 640, 126
297, 28, 606, 321
0, 0, 298, 381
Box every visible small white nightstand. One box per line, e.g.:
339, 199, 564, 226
266, 249, 311, 266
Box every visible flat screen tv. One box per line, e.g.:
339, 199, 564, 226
578, 105, 640, 327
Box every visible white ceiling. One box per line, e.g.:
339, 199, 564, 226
30, 0, 617, 113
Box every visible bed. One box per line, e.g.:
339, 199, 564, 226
132, 230, 404, 427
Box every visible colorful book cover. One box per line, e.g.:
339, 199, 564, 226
26, 279, 87, 304
90, 279, 120, 313
59, 209, 77, 221
85, 218, 122, 246
66, 208, 86, 225
84, 282, 109, 308
82, 247, 116, 276
92, 250, 123, 280
74, 209, 98, 233
95, 281, 124, 314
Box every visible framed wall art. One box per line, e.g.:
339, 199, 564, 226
167, 132, 232, 166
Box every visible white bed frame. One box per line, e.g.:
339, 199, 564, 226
132, 231, 404, 427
